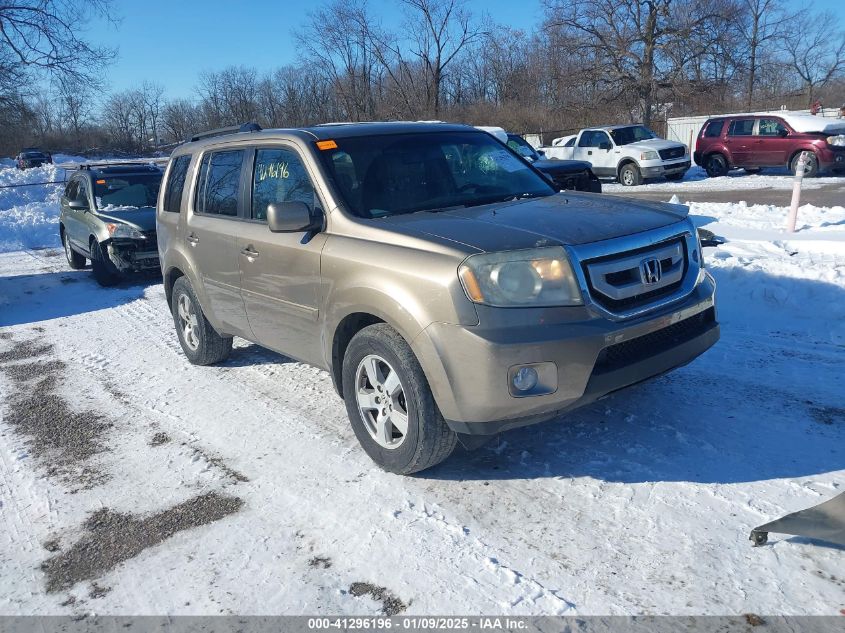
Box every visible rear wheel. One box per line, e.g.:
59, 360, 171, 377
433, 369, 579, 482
62, 230, 86, 270
90, 239, 121, 287
790, 152, 818, 177
171, 277, 233, 365
619, 163, 642, 186
705, 154, 729, 177
342, 323, 457, 475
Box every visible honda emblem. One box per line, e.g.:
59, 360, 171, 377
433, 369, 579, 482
640, 258, 662, 285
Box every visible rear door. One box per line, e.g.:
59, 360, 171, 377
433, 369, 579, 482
186, 148, 251, 337
61, 178, 85, 250
753, 117, 792, 166
236, 145, 327, 365
725, 118, 755, 166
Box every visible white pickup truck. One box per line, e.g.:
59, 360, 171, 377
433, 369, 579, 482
542, 125, 690, 186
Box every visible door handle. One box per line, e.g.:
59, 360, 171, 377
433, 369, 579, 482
186, 233, 199, 246
241, 246, 259, 258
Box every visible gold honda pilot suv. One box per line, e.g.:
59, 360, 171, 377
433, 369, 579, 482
157, 122, 719, 474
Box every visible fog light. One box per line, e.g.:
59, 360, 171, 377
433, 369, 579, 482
512, 367, 539, 392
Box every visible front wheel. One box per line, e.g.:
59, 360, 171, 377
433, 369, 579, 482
62, 230, 86, 270
342, 323, 457, 475
619, 163, 642, 186
171, 277, 233, 365
791, 152, 818, 177
90, 239, 121, 286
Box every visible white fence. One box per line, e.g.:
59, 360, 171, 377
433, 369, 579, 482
666, 108, 841, 148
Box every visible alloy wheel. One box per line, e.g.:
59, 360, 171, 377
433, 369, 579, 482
177, 294, 200, 351
354, 354, 409, 449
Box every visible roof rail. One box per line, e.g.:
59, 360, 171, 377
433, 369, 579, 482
190, 122, 262, 142
77, 161, 163, 170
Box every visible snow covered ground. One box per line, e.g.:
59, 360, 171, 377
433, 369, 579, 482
603, 165, 844, 193
0, 162, 843, 616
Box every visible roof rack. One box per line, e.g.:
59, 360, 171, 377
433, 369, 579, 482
77, 161, 163, 170
190, 122, 262, 142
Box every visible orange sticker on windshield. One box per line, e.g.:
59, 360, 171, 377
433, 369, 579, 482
316, 140, 338, 150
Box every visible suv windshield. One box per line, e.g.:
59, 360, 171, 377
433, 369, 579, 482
317, 131, 555, 218
94, 174, 161, 209
609, 126, 657, 145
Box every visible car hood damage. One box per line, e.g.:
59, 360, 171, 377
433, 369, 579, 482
97, 207, 157, 233
379, 192, 689, 251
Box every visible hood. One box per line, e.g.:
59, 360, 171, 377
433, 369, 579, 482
533, 159, 593, 174
377, 192, 688, 252
97, 207, 157, 232
620, 138, 685, 152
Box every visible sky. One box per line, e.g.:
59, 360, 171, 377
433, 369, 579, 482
88, 0, 544, 101
88, 0, 845, 102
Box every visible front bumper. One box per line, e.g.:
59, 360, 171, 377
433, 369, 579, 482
107, 238, 160, 273
641, 159, 691, 178
413, 274, 718, 434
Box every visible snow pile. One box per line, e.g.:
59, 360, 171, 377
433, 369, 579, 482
604, 166, 843, 192
0, 163, 65, 253
691, 201, 845, 344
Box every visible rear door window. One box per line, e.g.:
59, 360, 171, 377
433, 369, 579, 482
64, 180, 79, 201
163, 155, 191, 213
196, 150, 245, 217
251, 148, 316, 221
728, 119, 755, 136
703, 120, 724, 137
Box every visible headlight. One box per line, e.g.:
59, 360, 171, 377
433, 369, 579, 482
827, 135, 845, 147
640, 150, 659, 161
458, 247, 583, 307
106, 223, 143, 239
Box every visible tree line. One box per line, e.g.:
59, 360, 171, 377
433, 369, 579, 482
1, 0, 844, 156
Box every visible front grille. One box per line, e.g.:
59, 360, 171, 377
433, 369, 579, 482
550, 170, 591, 192
659, 146, 686, 161
583, 238, 688, 312
593, 308, 715, 374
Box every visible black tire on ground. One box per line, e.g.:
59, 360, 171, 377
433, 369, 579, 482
744, 167, 762, 174
705, 154, 729, 177
342, 323, 457, 475
665, 173, 684, 181
62, 229, 86, 270
171, 276, 233, 365
790, 152, 819, 177
90, 239, 121, 287
619, 163, 642, 186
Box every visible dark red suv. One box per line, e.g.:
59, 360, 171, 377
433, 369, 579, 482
694, 114, 845, 177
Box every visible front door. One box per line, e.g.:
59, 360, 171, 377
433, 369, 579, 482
237, 146, 326, 365
574, 130, 615, 177
186, 148, 251, 337
754, 118, 792, 166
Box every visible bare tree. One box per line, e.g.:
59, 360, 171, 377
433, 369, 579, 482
162, 98, 202, 142
739, 0, 792, 109
0, 1, 116, 87
56, 78, 92, 146
781, 11, 845, 105
141, 81, 165, 147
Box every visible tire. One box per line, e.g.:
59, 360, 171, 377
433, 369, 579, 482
619, 163, 642, 186
705, 154, 729, 177
171, 276, 233, 365
790, 152, 818, 177
90, 239, 121, 287
341, 323, 457, 475
62, 230, 86, 270
665, 173, 684, 181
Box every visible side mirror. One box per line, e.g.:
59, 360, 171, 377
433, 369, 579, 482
599, 142, 612, 151
68, 198, 89, 211
778, 128, 789, 138
267, 201, 319, 233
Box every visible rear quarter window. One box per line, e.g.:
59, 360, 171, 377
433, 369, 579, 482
195, 150, 245, 217
163, 155, 191, 213
703, 120, 724, 138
